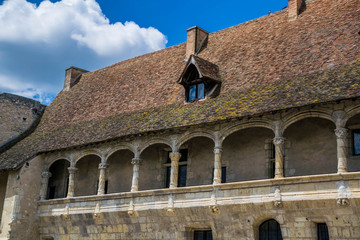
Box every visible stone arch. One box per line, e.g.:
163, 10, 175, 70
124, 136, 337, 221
47, 159, 70, 199
75, 153, 102, 196
282, 110, 333, 133
222, 125, 275, 182
106, 143, 135, 161
177, 130, 215, 149
74, 150, 102, 164
253, 216, 284, 240
46, 156, 71, 171
345, 104, 360, 123
283, 116, 337, 177
139, 137, 173, 154
221, 120, 275, 141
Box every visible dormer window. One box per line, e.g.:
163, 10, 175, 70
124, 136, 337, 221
189, 83, 205, 101
178, 55, 221, 103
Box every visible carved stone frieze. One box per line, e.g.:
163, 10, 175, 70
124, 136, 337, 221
334, 128, 349, 139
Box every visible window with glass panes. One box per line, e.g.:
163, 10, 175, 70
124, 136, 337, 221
317, 223, 329, 240
188, 83, 205, 102
194, 230, 213, 240
259, 219, 283, 240
353, 129, 360, 155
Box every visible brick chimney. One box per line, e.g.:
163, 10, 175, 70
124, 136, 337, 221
185, 26, 209, 60
63, 67, 88, 91
288, 0, 305, 21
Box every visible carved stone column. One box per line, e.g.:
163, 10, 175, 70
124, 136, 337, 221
97, 163, 108, 195
273, 137, 285, 178
131, 158, 141, 192
213, 147, 223, 185
67, 167, 77, 198
335, 128, 349, 173
169, 152, 181, 188
39, 171, 52, 200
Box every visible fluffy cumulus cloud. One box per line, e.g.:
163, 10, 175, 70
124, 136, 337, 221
0, 0, 167, 104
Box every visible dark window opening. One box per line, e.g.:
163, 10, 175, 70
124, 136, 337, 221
317, 223, 329, 240
194, 230, 213, 240
48, 186, 56, 200
353, 129, 360, 155
165, 166, 171, 188
269, 159, 275, 178
259, 219, 283, 240
178, 165, 187, 187
221, 166, 226, 183
104, 180, 108, 194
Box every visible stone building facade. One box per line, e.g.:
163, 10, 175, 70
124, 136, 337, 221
0, 0, 360, 239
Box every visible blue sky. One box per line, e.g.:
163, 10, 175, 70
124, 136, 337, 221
0, 0, 287, 104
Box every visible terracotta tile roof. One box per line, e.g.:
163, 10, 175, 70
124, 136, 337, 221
0, 0, 359, 170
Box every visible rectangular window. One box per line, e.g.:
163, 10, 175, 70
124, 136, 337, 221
221, 166, 226, 183
197, 83, 205, 99
48, 186, 56, 199
165, 166, 171, 188
178, 165, 187, 187
317, 223, 329, 240
353, 130, 360, 155
194, 230, 213, 240
189, 85, 197, 102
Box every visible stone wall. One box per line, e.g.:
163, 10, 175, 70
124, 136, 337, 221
38, 174, 360, 240
0, 156, 43, 240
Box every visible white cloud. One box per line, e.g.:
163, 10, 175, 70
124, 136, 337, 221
0, 0, 167, 104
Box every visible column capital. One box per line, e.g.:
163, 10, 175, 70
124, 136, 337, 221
335, 128, 349, 139
214, 146, 223, 154
273, 137, 285, 146
41, 171, 52, 178
169, 152, 181, 162
68, 167, 78, 174
131, 157, 141, 165
98, 163, 109, 169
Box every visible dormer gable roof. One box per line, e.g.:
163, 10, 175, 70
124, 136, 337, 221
178, 55, 220, 85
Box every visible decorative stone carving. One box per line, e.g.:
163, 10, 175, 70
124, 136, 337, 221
334, 128, 349, 139
337, 182, 350, 206
273, 188, 283, 208
62, 204, 70, 221
165, 195, 176, 216
128, 200, 137, 217
93, 202, 102, 220
273, 137, 285, 146
209, 194, 220, 214
334, 128, 349, 173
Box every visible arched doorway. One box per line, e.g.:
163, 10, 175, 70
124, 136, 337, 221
259, 219, 283, 240
47, 159, 70, 199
